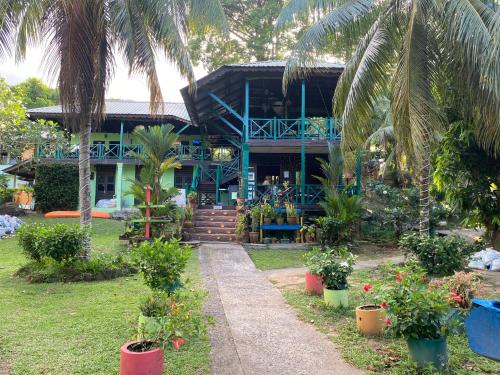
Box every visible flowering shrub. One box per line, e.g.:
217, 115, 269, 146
429, 271, 484, 309
312, 246, 357, 290
399, 233, 481, 276
377, 262, 450, 339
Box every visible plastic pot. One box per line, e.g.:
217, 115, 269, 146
286, 216, 297, 225
263, 217, 272, 224
120, 341, 164, 375
323, 288, 348, 308
276, 217, 285, 225
407, 337, 448, 370
305, 272, 323, 295
249, 232, 259, 243
355, 305, 386, 336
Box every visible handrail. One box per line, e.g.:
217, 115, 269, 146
248, 117, 342, 141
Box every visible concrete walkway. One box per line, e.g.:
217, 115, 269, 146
199, 243, 363, 375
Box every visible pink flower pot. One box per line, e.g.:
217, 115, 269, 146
120, 341, 164, 375
305, 272, 323, 295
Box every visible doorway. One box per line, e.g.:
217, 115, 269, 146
95, 165, 116, 202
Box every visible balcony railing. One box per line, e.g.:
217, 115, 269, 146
35, 143, 236, 162
248, 117, 342, 141
254, 184, 325, 205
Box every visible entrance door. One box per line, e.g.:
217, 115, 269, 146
95, 166, 115, 202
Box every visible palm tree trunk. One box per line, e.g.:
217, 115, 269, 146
419, 132, 431, 236
79, 116, 92, 260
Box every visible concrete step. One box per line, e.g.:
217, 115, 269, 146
190, 233, 236, 242
196, 209, 237, 216
193, 221, 236, 228
195, 215, 236, 223
185, 227, 236, 235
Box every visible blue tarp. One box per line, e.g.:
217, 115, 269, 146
465, 299, 500, 361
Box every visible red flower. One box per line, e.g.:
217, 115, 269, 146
171, 338, 185, 350
421, 275, 427, 282
363, 283, 373, 292
395, 273, 402, 282
450, 292, 463, 303
385, 318, 391, 326
380, 301, 388, 309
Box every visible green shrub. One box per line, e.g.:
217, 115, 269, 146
34, 163, 78, 212
399, 233, 481, 276
17, 223, 86, 262
17, 223, 43, 261
317, 216, 346, 246
132, 238, 191, 293
140, 292, 172, 317
312, 246, 357, 290
0, 187, 15, 204
15, 253, 136, 283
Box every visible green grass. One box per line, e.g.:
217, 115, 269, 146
248, 248, 307, 270
248, 245, 401, 270
281, 269, 500, 375
0, 215, 210, 375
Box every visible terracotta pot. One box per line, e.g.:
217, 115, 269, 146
183, 221, 193, 229
120, 341, 164, 375
276, 217, 285, 225
263, 217, 272, 224
287, 216, 297, 225
305, 272, 323, 295
249, 232, 259, 243
355, 305, 386, 336
305, 233, 314, 243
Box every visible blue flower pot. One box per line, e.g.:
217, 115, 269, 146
407, 337, 448, 370
465, 299, 500, 361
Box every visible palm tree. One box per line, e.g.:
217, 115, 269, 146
278, 0, 499, 235
0, 0, 226, 258
130, 124, 181, 204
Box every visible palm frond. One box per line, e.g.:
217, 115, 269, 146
283, 0, 375, 92
276, 0, 340, 29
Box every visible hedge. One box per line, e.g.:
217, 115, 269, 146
34, 163, 79, 212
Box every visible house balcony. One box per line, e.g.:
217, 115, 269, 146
34, 143, 234, 163
248, 117, 341, 141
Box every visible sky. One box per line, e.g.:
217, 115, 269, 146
0, 46, 207, 103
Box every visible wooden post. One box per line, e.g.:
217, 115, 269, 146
145, 184, 151, 239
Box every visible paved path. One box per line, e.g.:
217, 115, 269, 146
199, 243, 363, 375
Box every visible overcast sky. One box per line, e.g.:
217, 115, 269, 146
0, 46, 207, 103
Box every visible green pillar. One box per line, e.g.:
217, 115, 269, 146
215, 165, 221, 204
119, 121, 124, 159
244, 79, 249, 141
300, 80, 306, 205
115, 162, 123, 211
355, 149, 362, 195
242, 143, 250, 201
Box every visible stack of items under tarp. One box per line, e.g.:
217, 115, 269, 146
0, 215, 23, 238
469, 248, 500, 272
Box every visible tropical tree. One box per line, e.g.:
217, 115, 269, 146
0, 0, 226, 259
278, 0, 500, 235
13, 77, 59, 109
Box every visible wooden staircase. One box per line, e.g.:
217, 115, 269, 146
184, 207, 237, 242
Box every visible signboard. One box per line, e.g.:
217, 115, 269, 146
213, 205, 223, 210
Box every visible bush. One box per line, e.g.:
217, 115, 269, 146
0, 187, 15, 205
140, 292, 173, 317
399, 233, 481, 276
17, 223, 86, 262
15, 253, 136, 283
132, 238, 191, 293
312, 246, 357, 290
34, 163, 79, 212
317, 216, 346, 246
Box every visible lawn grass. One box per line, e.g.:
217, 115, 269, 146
281, 269, 500, 375
248, 243, 401, 270
0, 215, 210, 375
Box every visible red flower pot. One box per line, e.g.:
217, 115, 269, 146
305, 272, 323, 295
120, 341, 164, 375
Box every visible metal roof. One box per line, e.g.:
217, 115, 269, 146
27, 100, 191, 123
225, 60, 345, 69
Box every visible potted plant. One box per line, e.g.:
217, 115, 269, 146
187, 191, 197, 206
301, 225, 315, 242
380, 262, 451, 370
355, 282, 387, 336
276, 213, 285, 225
236, 179, 245, 208
261, 202, 274, 224
235, 213, 248, 243
249, 206, 260, 243
303, 247, 324, 295
121, 290, 206, 375
285, 201, 298, 225
318, 246, 357, 308
183, 206, 194, 229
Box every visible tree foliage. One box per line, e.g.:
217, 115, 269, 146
13, 77, 59, 109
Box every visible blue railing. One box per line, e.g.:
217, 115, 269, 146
254, 184, 325, 205
248, 117, 342, 141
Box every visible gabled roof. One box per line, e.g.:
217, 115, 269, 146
27, 100, 191, 124
225, 60, 344, 69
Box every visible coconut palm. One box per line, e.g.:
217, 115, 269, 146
0, 0, 226, 258
278, 0, 499, 234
